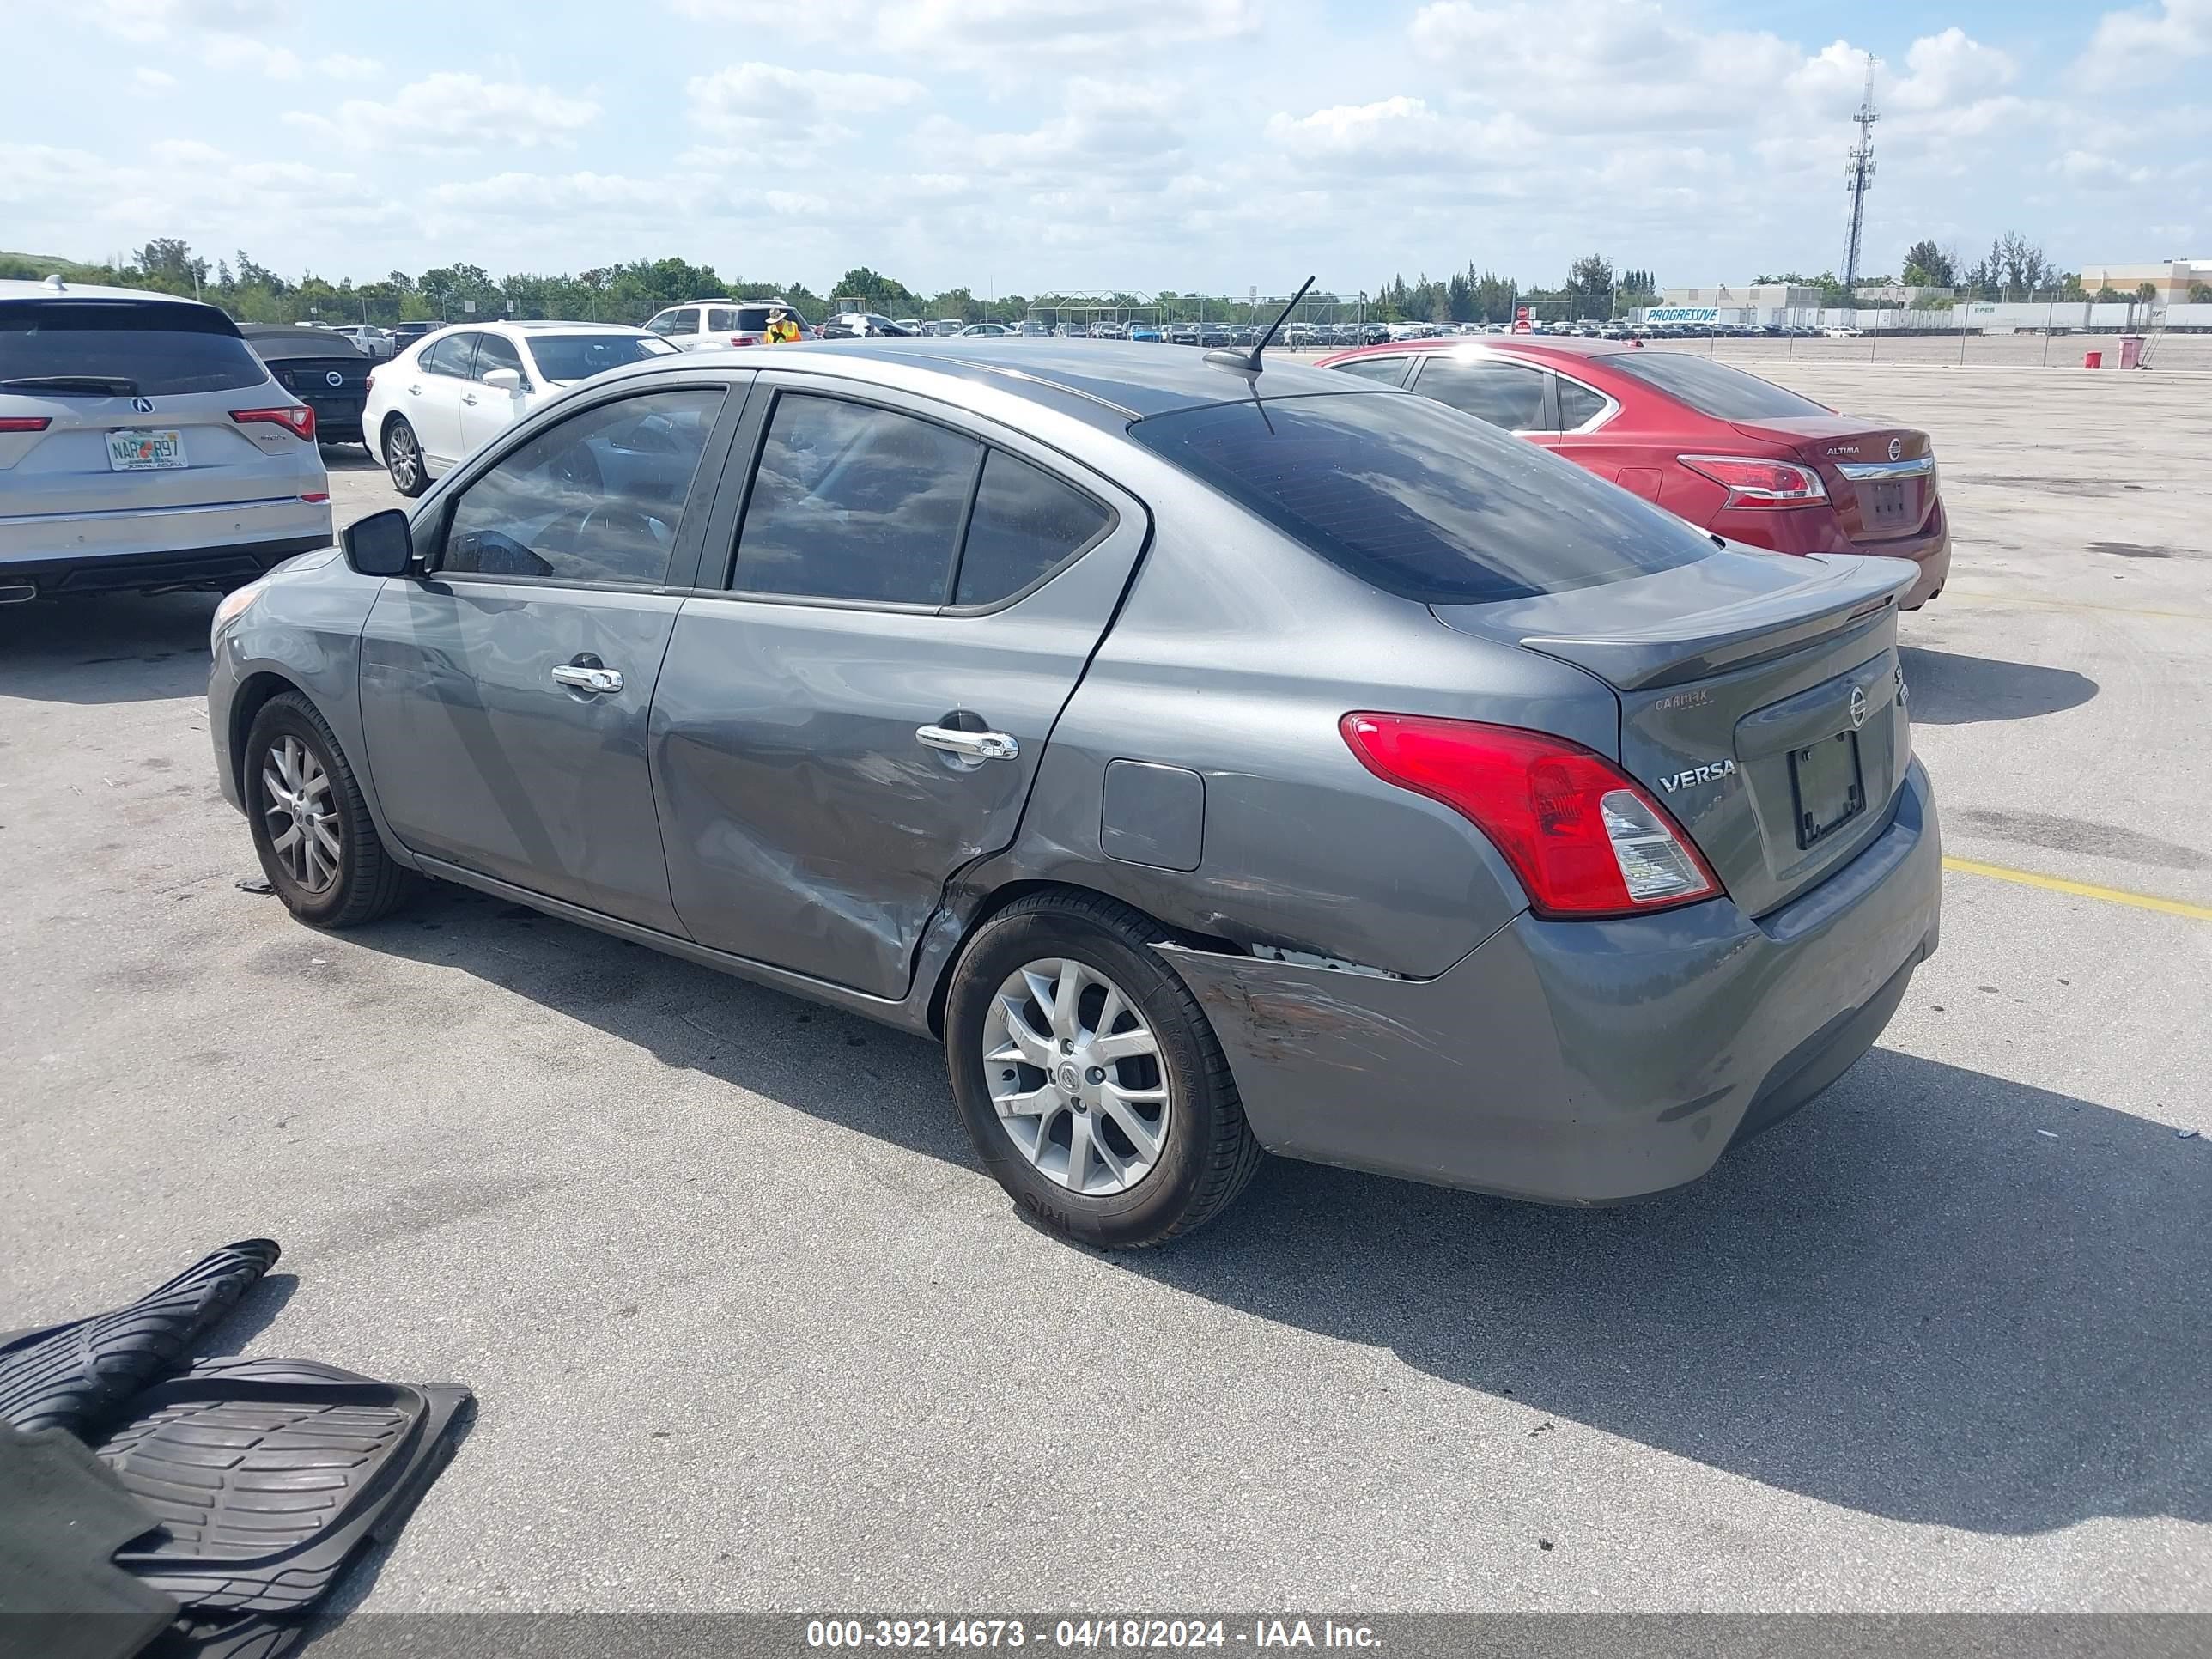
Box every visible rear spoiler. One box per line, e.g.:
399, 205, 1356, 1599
1437, 551, 1918, 691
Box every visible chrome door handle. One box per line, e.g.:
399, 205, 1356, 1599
916, 725, 1018, 761
461, 392, 478, 405
407, 384, 421, 395
551, 664, 623, 694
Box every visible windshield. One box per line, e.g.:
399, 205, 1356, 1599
1601, 351, 1831, 420
1128, 390, 1717, 605
526, 333, 678, 382
0, 300, 269, 396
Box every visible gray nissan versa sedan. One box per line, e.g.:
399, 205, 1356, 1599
208, 341, 1941, 1247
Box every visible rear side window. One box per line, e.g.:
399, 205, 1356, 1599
526, 333, 676, 382
707, 307, 738, 332
735, 307, 774, 331
1330, 355, 1410, 386
1410, 356, 1546, 430
733, 395, 980, 605
0, 300, 267, 397
953, 451, 1113, 607
1601, 351, 1829, 420
441, 387, 725, 586
1129, 392, 1717, 605
1554, 377, 1610, 431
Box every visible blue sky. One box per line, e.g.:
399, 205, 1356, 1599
9, 0, 2206, 295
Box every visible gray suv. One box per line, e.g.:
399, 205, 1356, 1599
2, 279, 329, 599
208, 342, 1940, 1247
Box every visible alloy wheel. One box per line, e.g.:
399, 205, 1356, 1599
986, 957, 1172, 1196
259, 734, 342, 894
387, 424, 419, 491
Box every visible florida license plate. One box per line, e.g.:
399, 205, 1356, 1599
107, 429, 185, 471
1790, 730, 1866, 849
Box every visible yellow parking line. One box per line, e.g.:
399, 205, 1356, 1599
1943, 856, 2212, 920
1939, 588, 2209, 623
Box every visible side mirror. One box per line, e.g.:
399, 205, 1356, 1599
342, 507, 414, 577
482, 367, 524, 392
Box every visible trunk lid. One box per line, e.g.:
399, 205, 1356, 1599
1736, 415, 1939, 546
1434, 549, 1920, 917
0, 388, 300, 515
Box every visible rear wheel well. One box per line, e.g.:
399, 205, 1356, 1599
227, 672, 300, 799
925, 878, 1235, 1039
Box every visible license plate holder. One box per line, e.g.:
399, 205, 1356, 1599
1790, 730, 1866, 849
1865, 477, 1909, 526
106, 428, 186, 471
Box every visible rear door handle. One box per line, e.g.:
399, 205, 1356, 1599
551, 664, 623, 695
407, 384, 421, 396
461, 392, 478, 405
916, 725, 1018, 761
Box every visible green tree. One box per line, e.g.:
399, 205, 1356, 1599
1901, 239, 1954, 287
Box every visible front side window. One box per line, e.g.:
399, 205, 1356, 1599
420, 334, 476, 378
441, 388, 725, 587
732, 394, 979, 605
953, 450, 1113, 607
1129, 391, 1716, 605
472, 332, 525, 382
1410, 356, 1547, 430
0, 300, 270, 397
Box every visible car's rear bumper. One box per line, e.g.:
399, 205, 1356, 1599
0, 494, 331, 594
1716, 501, 1950, 609
1158, 759, 1942, 1206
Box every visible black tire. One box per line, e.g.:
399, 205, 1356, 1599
944, 891, 1261, 1249
242, 690, 408, 929
384, 416, 427, 497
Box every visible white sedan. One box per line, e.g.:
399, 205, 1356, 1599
362, 321, 677, 496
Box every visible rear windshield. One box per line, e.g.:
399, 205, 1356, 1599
1601, 351, 1829, 420
1128, 390, 1717, 605
240, 329, 365, 361
0, 300, 268, 396
526, 333, 678, 382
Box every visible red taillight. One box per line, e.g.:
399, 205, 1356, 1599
1340, 713, 1722, 918
1678, 454, 1826, 507
231, 405, 316, 441
365, 370, 377, 393
300, 492, 330, 503
0, 416, 52, 433
730, 336, 753, 346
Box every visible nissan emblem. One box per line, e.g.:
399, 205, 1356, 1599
1850, 687, 1869, 730
1887, 437, 1902, 461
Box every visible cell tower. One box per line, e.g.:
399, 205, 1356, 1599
1842, 53, 1879, 290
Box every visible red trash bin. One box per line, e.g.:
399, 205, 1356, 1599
2083, 350, 2104, 368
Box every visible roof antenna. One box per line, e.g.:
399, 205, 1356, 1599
1206, 275, 1314, 375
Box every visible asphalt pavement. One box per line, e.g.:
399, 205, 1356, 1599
1, 360, 2206, 1616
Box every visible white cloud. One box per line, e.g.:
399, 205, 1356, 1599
88, 0, 294, 41
1263, 97, 1536, 176
685, 63, 926, 157
2081, 0, 2212, 88
316, 53, 384, 78
1889, 27, 2018, 111
202, 36, 302, 77
2056, 149, 2157, 186
285, 74, 602, 153
134, 67, 179, 88
671, 0, 1256, 58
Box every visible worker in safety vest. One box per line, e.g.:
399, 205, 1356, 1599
765, 307, 802, 344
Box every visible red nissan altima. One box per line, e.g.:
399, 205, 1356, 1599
1316, 337, 1949, 607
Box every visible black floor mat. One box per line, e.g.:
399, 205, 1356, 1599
96, 1358, 471, 1618
0, 1423, 179, 1659
0, 1243, 282, 1439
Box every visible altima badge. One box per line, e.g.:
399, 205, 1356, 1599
1658, 758, 1737, 793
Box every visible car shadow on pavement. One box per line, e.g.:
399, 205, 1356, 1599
0, 592, 216, 705
348, 881, 2208, 1538
1897, 645, 2097, 726
1140, 1043, 2210, 1537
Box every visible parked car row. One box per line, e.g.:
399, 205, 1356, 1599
206, 335, 1943, 1249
